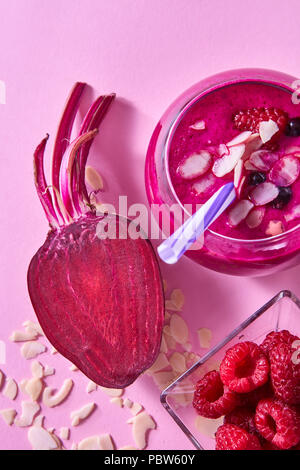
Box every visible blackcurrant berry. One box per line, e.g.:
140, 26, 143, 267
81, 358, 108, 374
271, 186, 292, 209
284, 117, 300, 137
248, 172, 266, 186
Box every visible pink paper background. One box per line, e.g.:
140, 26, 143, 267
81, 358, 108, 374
1, 0, 300, 450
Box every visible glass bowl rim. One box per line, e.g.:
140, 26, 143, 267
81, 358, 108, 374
160, 289, 300, 449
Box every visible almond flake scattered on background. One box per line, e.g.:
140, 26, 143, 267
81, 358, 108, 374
59, 427, 70, 440
3, 378, 18, 400
70, 402, 95, 426
10, 329, 38, 342
15, 401, 40, 427
0, 409, 16, 425
127, 411, 156, 450
99, 387, 124, 397
43, 379, 74, 407
86, 381, 97, 393
21, 341, 46, 360
197, 328, 212, 349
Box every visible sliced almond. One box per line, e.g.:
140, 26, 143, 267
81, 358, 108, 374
152, 371, 176, 390
259, 120, 279, 143
265, 220, 284, 236
0, 408, 16, 425
21, 341, 46, 359
119, 445, 138, 450
269, 155, 300, 187
3, 378, 18, 400
250, 182, 279, 206
246, 206, 265, 228
43, 379, 73, 407
170, 289, 185, 310
44, 365, 55, 377
163, 331, 176, 350
226, 131, 252, 147
70, 402, 95, 426
23, 320, 44, 336
25, 377, 43, 401
146, 352, 169, 375
59, 427, 70, 440
192, 173, 216, 197
31, 361, 44, 379
198, 328, 212, 349
169, 314, 189, 344
28, 426, 59, 450
123, 398, 133, 409
169, 352, 186, 373
177, 151, 212, 180
130, 402, 143, 416
15, 401, 40, 427
228, 200, 254, 227
86, 381, 97, 393
195, 415, 224, 438
10, 329, 38, 342
69, 364, 78, 371
99, 434, 114, 450
99, 387, 124, 397
78, 436, 101, 450
190, 120, 206, 130
110, 397, 123, 407
212, 144, 245, 177
127, 411, 156, 449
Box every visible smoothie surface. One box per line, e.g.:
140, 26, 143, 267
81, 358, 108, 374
168, 81, 300, 239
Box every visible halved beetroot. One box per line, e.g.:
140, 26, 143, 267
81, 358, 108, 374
27, 84, 165, 388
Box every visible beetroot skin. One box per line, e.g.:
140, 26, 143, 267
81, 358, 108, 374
27, 84, 165, 388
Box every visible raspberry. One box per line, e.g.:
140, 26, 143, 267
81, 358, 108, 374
269, 341, 300, 404
220, 342, 269, 393
215, 424, 261, 450
240, 381, 273, 408
224, 406, 257, 435
260, 330, 298, 358
233, 107, 288, 133
193, 370, 238, 419
255, 398, 300, 449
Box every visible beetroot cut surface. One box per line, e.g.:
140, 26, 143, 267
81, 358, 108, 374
28, 84, 165, 388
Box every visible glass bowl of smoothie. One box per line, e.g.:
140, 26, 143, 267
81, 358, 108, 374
160, 290, 300, 450
145, 68, 300, 276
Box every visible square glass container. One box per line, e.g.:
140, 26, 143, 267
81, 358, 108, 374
160, 290, 300, 450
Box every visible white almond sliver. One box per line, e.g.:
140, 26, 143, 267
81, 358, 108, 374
152, 371, 176, 390
59, 427, 70, 440
31, 361, 44, 378
190, 120, 206, 130
78, 436, 101, 450
146, 352, 169, 375
228, 200, 254, 227
195, 415, 224, 438
10, 329, 38, 342
99, 434, 114, 450
124, 398, 133, 408
259, 120, 279, 143
99, 387, 124, 397
285, 205, 300, 222
170, 289, 185, 310
198, 328, 212, 349
226, 131, 252, 147
44, 365, 55, 376
212, 144, 245, 177
177, 151, 212, 180
165, 299, 181, 311
265, 220, 284, 236
233, 159, 244, 188
69, 364, 78, 371
25, 378, 43, 401
70, 402, 95, 426
169, 352, 186, 373
86, 381, 97, 393
192, 173, 216, 196
244, 160, 258, 171
21, 341, 46, 359
163, 331, 176, 350
33, 415, 45, 427
127, 411, 156, 450
130, 403, 143, 416
43, 379, 73, 407
3, 378, 18, 400
249, 150, 278, 171
110, 397, 123, 407
0, 408, 16, 425
250, 182, 279, 206
15, 401, 40, 427
246, 207, 266, 228
23, 320, 44, 336
269, 156, 300, 187
28, 426, 59, 450
85, 166, 104, 191
170, 314, 189, 344
160, 334, 168, 354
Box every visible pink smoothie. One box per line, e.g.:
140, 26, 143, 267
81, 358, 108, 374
168, 81, 300, 240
